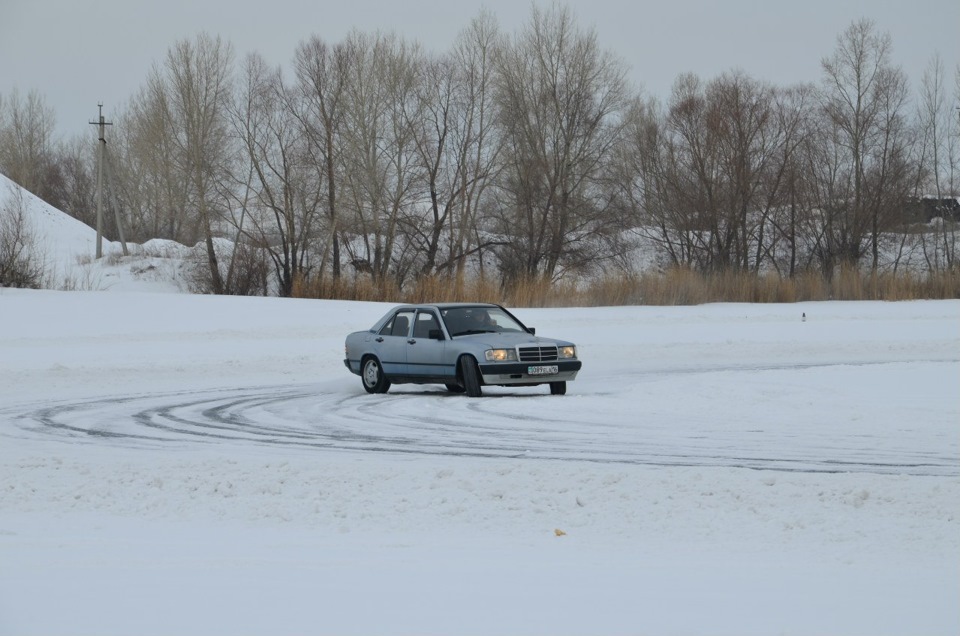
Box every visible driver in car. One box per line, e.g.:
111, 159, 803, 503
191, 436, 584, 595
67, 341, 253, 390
471, 309, 497, 330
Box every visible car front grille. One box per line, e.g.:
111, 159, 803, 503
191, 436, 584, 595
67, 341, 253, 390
518, 345, 558, 363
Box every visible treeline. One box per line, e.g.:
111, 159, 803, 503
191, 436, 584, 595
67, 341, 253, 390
1, 6, 959, 297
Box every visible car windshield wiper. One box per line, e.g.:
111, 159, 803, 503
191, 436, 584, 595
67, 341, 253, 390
451, 329, 496, 337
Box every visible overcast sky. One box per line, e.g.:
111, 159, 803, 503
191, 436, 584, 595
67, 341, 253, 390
2, 0, 958, 140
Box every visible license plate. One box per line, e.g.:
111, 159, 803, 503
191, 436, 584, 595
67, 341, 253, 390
528, 365, 559, 375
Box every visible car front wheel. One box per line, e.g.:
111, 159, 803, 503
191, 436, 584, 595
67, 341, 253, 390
362, 357, 391, 394
549, 381, 566, 395
460, 356, 482, 397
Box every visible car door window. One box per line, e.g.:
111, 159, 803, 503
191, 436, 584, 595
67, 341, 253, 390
390, 311, 413, 337
413, 311, 440, 339
378, 317, 393, 335
378, 311, 414, 337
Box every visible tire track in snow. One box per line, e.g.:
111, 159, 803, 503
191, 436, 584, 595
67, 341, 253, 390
2, 366, 956, 476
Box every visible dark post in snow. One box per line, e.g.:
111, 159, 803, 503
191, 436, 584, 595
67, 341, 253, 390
89, 104, 129, 259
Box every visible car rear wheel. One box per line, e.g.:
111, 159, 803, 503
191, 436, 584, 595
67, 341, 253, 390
549, 381, 566, 395
445, 383, 465, 393
361, 357, 391, 394
460, 356, 482, 397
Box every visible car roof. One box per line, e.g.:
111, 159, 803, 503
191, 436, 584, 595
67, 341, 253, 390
394, 302, 500, 311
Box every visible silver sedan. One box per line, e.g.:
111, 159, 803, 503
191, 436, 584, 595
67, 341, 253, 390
344, 303, 581, 397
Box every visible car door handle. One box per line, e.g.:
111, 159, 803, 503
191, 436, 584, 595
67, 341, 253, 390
375, 337, 384, 343
407, 339, 417, 345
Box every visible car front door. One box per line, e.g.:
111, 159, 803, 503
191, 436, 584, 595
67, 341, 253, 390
407, 310, 454, 380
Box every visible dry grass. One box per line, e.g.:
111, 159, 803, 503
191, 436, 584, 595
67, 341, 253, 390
292, 275, 402, 302
292, 266, 960, 307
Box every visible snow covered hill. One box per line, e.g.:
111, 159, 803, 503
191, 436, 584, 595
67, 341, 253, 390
1, 173, 191, 292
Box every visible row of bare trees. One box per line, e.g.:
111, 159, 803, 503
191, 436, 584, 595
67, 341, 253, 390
620, 20, 957, 277
2, 8, 959, 296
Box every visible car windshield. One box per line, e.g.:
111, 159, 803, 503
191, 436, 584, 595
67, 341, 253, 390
440, 306, 527, 337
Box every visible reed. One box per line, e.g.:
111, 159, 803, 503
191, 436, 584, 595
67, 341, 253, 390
292, 266, 960, 306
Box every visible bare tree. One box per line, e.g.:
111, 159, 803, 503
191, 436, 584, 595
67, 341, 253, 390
767, 84, 818, 277
621, 72, 811, 274
51, 137, 98, 232
818, 19, 912, 274
337, 31, 423, 285
120, 82, 194, 242
402, 10, 506, 279
0, 89, 61, 207
493, 4, 630, 282
664, 72, 784, 271
616, 95, 678, 266
914, 54, 960, 271
448, 11, 507, 278
405, 53, 462, 277
0, 183, 45, 288
229, 53, 323, 296
636, 75, 717, 270
295, 36, 350, 280
954, 63, 960, 196
154, 33, 236, 293
917, 54, 949, 198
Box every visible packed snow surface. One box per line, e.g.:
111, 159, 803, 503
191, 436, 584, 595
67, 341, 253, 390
1, 290, 958, 636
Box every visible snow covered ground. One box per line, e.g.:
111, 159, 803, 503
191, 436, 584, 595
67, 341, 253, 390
1, 175, 959, 635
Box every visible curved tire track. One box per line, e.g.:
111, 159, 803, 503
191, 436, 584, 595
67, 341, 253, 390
2, 365, 956, 476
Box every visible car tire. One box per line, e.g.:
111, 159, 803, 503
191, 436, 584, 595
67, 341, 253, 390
445, 383, 466, 393
460, 356, 482, 397
549, 381, 566, 395
361, 356, 391, 394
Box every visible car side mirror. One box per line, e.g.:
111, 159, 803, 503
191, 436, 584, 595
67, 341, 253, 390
428, 329, 445, 340
528, 327, 536, 335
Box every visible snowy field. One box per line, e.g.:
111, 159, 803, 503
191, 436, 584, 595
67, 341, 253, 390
1, 289, 958, 636
2, 175, 959, 635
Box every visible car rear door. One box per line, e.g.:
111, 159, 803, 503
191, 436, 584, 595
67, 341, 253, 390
375, 309, 414, 377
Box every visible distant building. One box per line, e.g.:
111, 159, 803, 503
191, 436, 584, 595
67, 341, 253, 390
903, 197, 960, 224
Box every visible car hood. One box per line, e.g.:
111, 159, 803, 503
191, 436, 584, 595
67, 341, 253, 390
451, 332, 574, 349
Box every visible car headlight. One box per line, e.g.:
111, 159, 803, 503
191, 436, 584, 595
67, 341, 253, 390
485, 348, 517, 362
559, 346, 577, 359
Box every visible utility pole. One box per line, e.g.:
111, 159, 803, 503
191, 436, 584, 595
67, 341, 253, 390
90, 104, 111, 259
89, 104, 128, 258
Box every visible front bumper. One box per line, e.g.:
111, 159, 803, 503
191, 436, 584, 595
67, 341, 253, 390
478, 359, 582, 386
